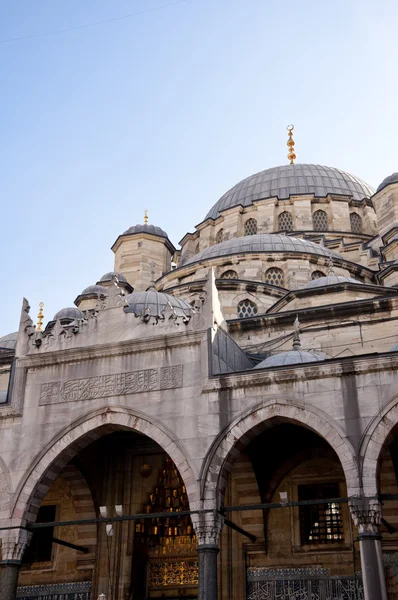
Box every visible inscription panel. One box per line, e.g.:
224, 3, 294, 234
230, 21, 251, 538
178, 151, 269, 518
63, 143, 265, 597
39, 365, 183, 405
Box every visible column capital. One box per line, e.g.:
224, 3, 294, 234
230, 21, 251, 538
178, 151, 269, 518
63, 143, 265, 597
349, 498, 381, 535
192, 511, 224, 547
0, 527, 32, 564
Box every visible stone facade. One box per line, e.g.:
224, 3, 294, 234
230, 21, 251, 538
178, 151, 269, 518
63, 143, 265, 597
1, 163, 398, 600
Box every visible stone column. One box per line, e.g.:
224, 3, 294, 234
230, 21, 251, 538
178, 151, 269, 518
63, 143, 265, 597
192, 511, 224, 600
349, 499, 388, 600
0, 527, 32, 600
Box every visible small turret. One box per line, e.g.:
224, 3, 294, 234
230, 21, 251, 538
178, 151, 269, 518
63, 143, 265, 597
111, 213, 175, 291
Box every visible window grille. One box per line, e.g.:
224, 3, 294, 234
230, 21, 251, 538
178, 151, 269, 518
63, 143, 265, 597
237, 299, 258, 318
350, 212, 362, 233
216, 229, 224, 244
221, 270, 238, 279
24, 505, 56, 564
245, 218, 258, 236
313, 210, 328, 231
311, 270, 326, 280
278, 211, 293, 232
265, 267, 285, 287
298, 483, 343, 544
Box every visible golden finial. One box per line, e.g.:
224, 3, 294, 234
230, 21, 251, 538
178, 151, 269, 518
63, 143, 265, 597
37, 302, 44, 332
287, 125, 296, 164
144, 209, 148, 224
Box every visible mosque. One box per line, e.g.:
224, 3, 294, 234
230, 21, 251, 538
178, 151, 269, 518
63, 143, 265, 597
1, 127, 398, 600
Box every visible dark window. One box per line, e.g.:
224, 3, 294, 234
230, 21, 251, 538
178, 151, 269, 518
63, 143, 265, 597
244, 218, 257, 236
313, 210, 328, 232
278, 211, 293, 232
221, 269, 238, 279
24, 505, 56, 564
265, 267, 285, 287
216, 229, 224, 244
311, 270, 326, 280
350, 212, 362, 233
298, 483, 343, 544
237, 299, 258, 318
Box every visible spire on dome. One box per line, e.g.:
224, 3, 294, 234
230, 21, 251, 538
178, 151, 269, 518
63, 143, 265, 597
37, 302, 44, 332
144, 209, 148, 224
287, 125, 296, 164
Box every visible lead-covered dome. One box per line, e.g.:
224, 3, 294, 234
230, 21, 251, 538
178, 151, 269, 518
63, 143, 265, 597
204, 164, 374, 221
100, 272, 128, 284
54, 307, 84, 321
185, 234, 340, 265
0, 332, 18, 350
124, 289, 192, 323
254, 349, 325, 369
377, 172, 398, 194
123, 224, 169, 238
305, 275, 362, 289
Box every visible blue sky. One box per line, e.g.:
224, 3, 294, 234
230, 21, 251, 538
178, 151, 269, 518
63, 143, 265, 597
1, 0, 397, 335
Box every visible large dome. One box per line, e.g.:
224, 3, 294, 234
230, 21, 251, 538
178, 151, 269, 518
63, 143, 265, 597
185, 234, 340, 266
204, 164, 374, 221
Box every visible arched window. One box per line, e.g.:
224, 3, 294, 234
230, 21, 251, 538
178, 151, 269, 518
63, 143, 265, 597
216, 229, 224, 244
237, 299, 258, 318
221, 269, 238, 279
265, 267, 285, 287
311, 270, 326, 280
313, 210, 328, 231
350, 212, 362, 233
244, 218, 257, 236
278, 211, 293, 232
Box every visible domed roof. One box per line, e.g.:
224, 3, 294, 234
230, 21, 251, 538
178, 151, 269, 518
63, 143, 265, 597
254, 349, 325, 369
123, 223, 169, 238
0, 331, 18, 350
100, 272, 128, 284
124, 289, 192, 323
205, 164, 374, 221
305, 275, 362, 289
54, 307, 84, 321
185, 234, 340, 266
377, 172, 398, 193
81, 285, 108, 296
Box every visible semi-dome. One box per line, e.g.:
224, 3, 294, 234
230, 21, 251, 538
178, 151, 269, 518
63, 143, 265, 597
0, 332, 18, 350
80, 285, 108, 296
376, 172, 398, 194
204, 164, 374, 221
123, 223, 169, 238
304, 275, 363, 289
185, 233, 340, 266
54, 307, 84, 321
254, 349, 325, 369
124, 289, 192, 323
100, 272, 128, 284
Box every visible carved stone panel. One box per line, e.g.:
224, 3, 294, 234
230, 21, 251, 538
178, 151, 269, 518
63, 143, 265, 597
39, 365, 183, 405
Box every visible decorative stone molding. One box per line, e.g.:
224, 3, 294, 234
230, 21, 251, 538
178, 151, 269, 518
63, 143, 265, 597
201, 400, 360, 504
191, 511, 224, 546
349, 499, 382, 534
0, 528, 32, 563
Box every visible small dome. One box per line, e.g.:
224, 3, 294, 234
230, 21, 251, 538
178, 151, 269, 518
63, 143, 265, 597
254, 349, 325, 369
185, 234, 340, 266
54, 307, 84, 321
81, 285, 108, 296
376, 173, 398, 193
99, 272, 128, 284
124, 289, 192, 322
204, 164, 374, 221
0, 331, 18, 350
305, 275, 363, 289
123, 223, 169, 238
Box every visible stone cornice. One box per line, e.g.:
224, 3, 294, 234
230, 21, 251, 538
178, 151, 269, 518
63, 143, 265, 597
203, 351, 398, 391
17, 330, 204, 369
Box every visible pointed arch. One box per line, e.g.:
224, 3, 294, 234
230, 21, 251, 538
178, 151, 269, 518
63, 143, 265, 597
12, 406, 198, 524
201, 399, 360, 507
